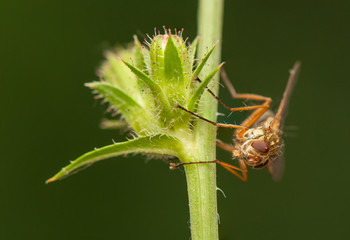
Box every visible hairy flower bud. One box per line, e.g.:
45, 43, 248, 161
47, 28, 222, 183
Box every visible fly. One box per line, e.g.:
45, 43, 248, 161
171, 62, 300, 181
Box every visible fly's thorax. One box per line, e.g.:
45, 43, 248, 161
242, 128, 265, 140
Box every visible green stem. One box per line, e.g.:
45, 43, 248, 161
184, 0, 224, 240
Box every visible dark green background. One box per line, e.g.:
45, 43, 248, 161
1, 0, 349, 239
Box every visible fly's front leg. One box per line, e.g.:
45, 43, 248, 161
220, 69, 272, 137
175, 105, 247, 130
194, 75, 270, 113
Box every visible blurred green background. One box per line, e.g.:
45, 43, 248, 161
1, 0, 349, 239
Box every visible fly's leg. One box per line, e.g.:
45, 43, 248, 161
220, 69, 272, 137
217, 159, 248, 181
194, 74, 271, 137
183, 74, 271, 132
175, 105, 247, 130
215, 140, 248, 181
170, 159, 248, 182
194, 76, 269, 112
216, 139, 234, 152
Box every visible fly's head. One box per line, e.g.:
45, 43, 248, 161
234, 120, 282, 168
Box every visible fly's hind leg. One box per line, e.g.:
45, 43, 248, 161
216, 159, 248, 181
170, 159, 248, 181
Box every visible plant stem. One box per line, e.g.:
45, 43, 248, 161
184, 0, 224, 240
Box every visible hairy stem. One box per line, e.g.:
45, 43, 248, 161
184, 0, 224, 239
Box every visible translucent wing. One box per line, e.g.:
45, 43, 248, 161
268, 62, 300, 180
252, 110, 275, 128
272, 61, 301, 131
268, 153, 285, 181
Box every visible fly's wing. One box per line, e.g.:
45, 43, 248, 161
268, 62, 300, 180
268, 152, 285, 181
252, 109, 275, 128
272, 61, 301, 131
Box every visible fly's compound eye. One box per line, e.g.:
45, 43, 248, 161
251, 140, 269, 153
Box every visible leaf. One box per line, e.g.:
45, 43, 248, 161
133, 35, 146, 71
192, 41, 217, 78
188, 37, 198, 71
187, 62, 225, 112
149, 35, 166, 84
122, 60, 171, 114
141, 46, 152, 75
101, 49, 139, 100
86, 82, 158, 132
164, 36, 184, 83
46, 134, 181, 183
87, 82, 142, 109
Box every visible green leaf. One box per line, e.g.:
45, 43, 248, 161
186, 37, 199, 95
122, 60, 171, 114
87, 82, 141, 109
86, 82, 156, 132
164, 36, 184, 83
131, 36, 157, 111
188, 37, 198, 70
46, 134, 181, 183
141, 46, 152, 75
192, 42, 217, 78
133, 35, 146, 71
187, 62, 225, 112
101, 50, 139, 99
149, 35, 166, 85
